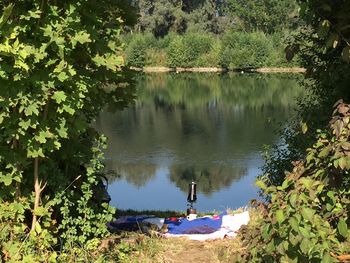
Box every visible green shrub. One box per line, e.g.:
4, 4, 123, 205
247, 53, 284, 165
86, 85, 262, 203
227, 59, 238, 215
166, 36, 187, 67
220, 31, 275, 68
167, 33, 215, 67
125, 33, 157, 67
239, 102, 350, 262
0, 1, 134, 261
182, 33, 213, 66
145, 49, 167, 66
124, 31, 299, 68
195, 39, 221, 67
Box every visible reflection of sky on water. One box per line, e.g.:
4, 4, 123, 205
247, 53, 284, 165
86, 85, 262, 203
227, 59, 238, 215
96, 73, 303, 211
108, 154, 261, 212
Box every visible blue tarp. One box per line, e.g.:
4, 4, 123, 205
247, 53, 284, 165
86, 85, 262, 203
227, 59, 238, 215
165, 213, 225, 234
108, 213, 226, 235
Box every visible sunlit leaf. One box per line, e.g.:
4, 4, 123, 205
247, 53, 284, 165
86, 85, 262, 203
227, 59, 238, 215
300, 121, 308, 134
256, 180, 267, 190
0, 4, 14, 28
338, 218, 348, 238
301, 207, 315, 223
52, 91, 67, 104
276, 210, 285, 224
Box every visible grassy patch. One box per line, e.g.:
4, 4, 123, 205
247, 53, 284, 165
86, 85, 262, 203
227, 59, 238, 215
101, 207, 255, 262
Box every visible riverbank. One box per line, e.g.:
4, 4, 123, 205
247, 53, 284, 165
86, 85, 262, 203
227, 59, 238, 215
97, 207, 256, 262
130, 66, 306, 73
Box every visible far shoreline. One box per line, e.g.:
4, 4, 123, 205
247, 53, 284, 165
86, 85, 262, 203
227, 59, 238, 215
129, 66, 306, 73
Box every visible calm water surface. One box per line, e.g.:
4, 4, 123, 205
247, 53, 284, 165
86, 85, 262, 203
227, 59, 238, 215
96, 73, 303, 212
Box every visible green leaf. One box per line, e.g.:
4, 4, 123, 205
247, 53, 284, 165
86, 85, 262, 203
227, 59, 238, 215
265, 241, 275, 254
289, 193, 297, 208
24, 104, 39, 116
35, 130, 52, 144
19, 119, 31, 131
318, 146, 331, 158
71, 31, 91, 47
327, 191, 335, 200
338, 157, 347, 170
300, 177, 313, 190
277, 179, 291, 190
255, 180, 267, 190
276, 210, 285, 224
34, 207, 47, 216
299, 238, 310, 254
62, 105, 75, 115
338, 218, 348, 238
35, 222, 42, 234
301, 207, 315, 223
0, 174, 13, 186
301, 121, 308, 134
288, 217, 299, 232
299, 226, 310, 238
262, 223, 272, 240
0, 4, 14, 28
52, 91, 67, 104
322, 252, 333, 263
27, 147, 45, 158
56, 122, 68, 138
57, 72, 69, 82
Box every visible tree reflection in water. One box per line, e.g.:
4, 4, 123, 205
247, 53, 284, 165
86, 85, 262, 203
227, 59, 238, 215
96, 73, 304, 201
169, 165, 247, 196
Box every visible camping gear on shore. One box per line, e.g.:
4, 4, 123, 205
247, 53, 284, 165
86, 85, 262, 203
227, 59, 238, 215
163, 211, 250, 241
107, 211, 250, 241
165, 213, 224, 234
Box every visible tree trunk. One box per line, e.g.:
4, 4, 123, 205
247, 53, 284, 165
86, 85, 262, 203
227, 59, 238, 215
31, 157, 41, 232
12, 138, 21, 199
31, 102, 49, 231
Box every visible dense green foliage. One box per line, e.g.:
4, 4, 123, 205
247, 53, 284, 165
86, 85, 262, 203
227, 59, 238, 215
131, 0, 298, 36
238, 0, 350, 261
0, 1, 135, 261
124, 0, 300, 68
226, 0, 299, 33
124, 31, 298, 68
262, 0, 350, 186
241, 103, 350, 261
132, 0, 225, 36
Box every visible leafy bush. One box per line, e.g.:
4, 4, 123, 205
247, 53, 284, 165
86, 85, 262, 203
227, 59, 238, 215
195, 39, 221, 67
145, 49, 167, 66
220, 31, 275, 68
124, 31, 298, 68
0, 1, 135, 261
239, 102, 350, 262
125, 33, 157, 67
167, 33, 215, 67
166, 36, 187, 67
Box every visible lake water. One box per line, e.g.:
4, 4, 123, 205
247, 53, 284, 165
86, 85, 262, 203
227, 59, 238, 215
96, 73, 303, 212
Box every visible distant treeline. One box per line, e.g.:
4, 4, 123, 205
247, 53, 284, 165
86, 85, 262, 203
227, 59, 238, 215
129, 0, 299, 36
123, 31, 300, 68
124, 0, 300, 68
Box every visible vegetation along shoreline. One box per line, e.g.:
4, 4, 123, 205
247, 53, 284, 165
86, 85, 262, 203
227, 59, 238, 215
130, 66, 306, 73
